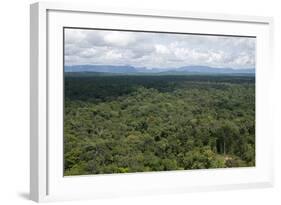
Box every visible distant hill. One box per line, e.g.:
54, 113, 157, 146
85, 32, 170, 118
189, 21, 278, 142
65, 64, 255, 75
176, 66, 254, 74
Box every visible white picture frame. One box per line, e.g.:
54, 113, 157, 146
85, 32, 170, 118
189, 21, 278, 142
30, 1, 274, 202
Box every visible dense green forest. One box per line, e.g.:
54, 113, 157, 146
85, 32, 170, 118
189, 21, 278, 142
64, 74, 255, 176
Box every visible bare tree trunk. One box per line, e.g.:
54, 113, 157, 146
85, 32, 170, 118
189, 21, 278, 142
223, 140, 226, 156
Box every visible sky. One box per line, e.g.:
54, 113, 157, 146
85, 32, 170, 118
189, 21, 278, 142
64, 28, 256, 70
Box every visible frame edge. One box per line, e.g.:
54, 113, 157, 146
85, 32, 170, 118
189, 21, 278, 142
30, 1, 275, 202
30, 2, 39, 202
30, 2, 48, 202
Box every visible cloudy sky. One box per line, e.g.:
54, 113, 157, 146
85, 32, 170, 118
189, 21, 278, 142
64, 28, 256, 69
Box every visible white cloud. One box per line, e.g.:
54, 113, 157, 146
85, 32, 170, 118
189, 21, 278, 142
64, 29, 86, 44
155, 44, 171, 55
104, 50, 123, 60
103, 32, 136, 47
64, 29, 256, 69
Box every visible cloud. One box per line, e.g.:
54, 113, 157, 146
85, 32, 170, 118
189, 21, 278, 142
103, 32, 136, 47
64, 28, 256, 69
155, 44, 171, 55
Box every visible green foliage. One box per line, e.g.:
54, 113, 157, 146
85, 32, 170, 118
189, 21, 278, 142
64, 75, 255, 175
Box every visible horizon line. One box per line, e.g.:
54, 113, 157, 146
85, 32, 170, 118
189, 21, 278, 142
64, 64, 255, 70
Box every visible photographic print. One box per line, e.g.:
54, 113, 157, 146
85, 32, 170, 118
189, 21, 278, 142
63, 28, 255, 176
